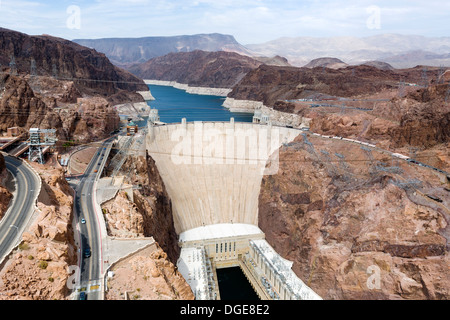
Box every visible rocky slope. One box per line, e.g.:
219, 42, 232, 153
0, 164, 76, 300
105, 244, 194, 300
0, 73, 120, 144
0, 28, 153, 144
304, 57, 349, 69
305, 82, 450, 154
0, 28, 148, 103
228, 64, 409, 107
102, 152, 180, 264
258, 134, 450, 300
129, 50, 262, 89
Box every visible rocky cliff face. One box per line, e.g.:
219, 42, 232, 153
0, 74, 120, 143
388, 84, 450, 149
129, 50, 262, 89
0, 28, 148, 102
0, 164, 76, 300
0, 28, 150, 144
228, 64, 406, 107
102, 152, 180, 264
258, 135, 450, 300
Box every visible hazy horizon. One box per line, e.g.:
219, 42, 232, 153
0, 1, 448, 45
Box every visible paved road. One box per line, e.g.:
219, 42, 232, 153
72, 139, 114, 300
0, 155, 40, 262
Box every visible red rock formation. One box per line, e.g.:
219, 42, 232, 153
0, 27, 147, 103
129, 50, 262, 88
258, 135, 450, 300
0, 164, 76, 300
103, 153, 180, 264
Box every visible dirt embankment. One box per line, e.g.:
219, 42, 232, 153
0, 164, 76, 300
258, 135, 450, 300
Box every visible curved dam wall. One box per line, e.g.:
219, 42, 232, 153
146, 121, 302, 234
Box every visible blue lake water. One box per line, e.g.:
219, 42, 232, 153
146, 85, 254, 124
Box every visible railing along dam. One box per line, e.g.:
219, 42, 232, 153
146, 119, 302, 235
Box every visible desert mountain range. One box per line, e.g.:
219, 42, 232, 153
74, 33, 450, 69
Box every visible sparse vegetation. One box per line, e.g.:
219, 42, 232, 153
38, 260, 48, 269
19, 242, 30, 251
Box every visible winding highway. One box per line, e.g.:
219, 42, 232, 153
0, 155, 40, 262
70, 138, 114, 300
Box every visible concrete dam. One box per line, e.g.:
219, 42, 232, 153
146, 119, 321, 300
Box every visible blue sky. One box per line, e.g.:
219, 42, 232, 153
0, 0, 448, 43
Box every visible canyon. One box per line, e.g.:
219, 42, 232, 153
0, 26, 449, 301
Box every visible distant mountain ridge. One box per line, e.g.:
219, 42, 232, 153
128, 50, 262, 89
74, 33, 253, 68
246, 34, 450, 68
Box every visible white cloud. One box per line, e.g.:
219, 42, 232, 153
0, 0, 448, 43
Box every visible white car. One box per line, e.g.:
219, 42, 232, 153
81, 218, 86, 224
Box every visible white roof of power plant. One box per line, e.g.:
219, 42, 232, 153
179, 223, 264, 243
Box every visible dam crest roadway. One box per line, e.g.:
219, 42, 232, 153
146, 119, 321, 300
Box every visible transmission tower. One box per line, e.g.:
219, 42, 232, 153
9, 55, 17, 75
30, 58, 37, 76
335, 152, 350, 172
398, 80, 406, 98
361, 146, 380, 176
301, 133, 319, 160
421, 67, 428, 88
437, 66, 446, 84
30, 58, 40, 93
445, 84, 450, 103
52, 63, 58, 79
391, 178, 422, 190
376, 155, 403, 174
28, 128, 58, 164
320, 150, 338, 177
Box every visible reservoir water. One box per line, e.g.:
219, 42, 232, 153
146, 85, 254, 124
